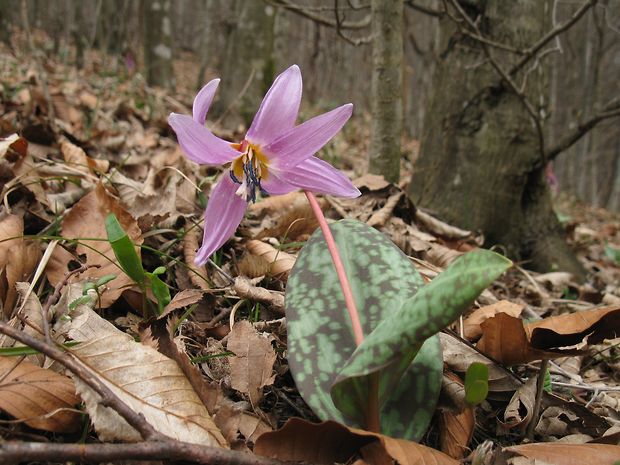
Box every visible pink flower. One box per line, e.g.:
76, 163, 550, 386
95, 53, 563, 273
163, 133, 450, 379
169, 65, 360, 265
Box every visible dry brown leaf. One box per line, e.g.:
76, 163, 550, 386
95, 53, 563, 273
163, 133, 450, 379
440, 333, 522, 393
477, 306, 620, 365
353, 174, 391, 191
499, 443, 620, 465
227, 320, 276, 406
0, 214, 41, 316
160, 289, 204, 317
248, 191, 307, 216
0, 134, 28, 160
245, 240, 296, 278
477, 313, 577, 366
182, 227, 210, 290
233, 277, 284, 315
464, 300, 524, 341
54, 305, 227, 447
46, 183, 142, 308
367, 191, 403, 228
526, 305, 620, 350
0, 356, 80, 432
254, 418, 459, 465
500, 376, 537, 434
60, 140, 109, 174
439, 408, 475, 459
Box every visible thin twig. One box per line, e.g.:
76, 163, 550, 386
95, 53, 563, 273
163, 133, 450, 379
526, 359, 548, 440
509, 0, 597, 76
545, 98, 620, 161
334, 0, 373, 45
266, 0, 371, 29
404, 0, 445, 17
0, 441, 298, 465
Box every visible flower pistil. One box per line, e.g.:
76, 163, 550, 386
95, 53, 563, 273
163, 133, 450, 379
229, 141, 270, 203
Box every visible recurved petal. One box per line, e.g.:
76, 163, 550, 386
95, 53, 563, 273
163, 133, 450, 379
264, 103, 353, 171
193, 78, 220, 125
261, 173, 297, 196
169, 113, 240, 166
194, 175, 248, 266
278, 156, 361, 198
246, 65, 302, 146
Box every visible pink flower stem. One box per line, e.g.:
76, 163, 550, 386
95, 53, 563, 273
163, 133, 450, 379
304, 191, 364, 346
304, 190, 381, 434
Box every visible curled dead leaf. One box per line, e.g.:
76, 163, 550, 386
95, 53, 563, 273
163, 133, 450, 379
245, 240, 296, 278
498, 443, 620, 465
254, 418, 459, 465
233, 277, 284, 315
463, 300, 524, 341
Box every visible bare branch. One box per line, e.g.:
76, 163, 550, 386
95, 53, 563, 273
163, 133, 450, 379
0, 441, 298, 465
404, 0, 445, 17
334, 0, 373, 45
546, 98, 620, 161
0, 321, 163, 442
265, 0, 370, 29
509, 0, 597, 76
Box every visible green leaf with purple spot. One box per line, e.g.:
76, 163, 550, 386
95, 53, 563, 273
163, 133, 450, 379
286, 219, 442, 440
330, 249, 512, 425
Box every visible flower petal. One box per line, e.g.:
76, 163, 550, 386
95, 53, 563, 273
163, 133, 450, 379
275, 156, 361, 198
193, 78, 220, 125
246, 65, 302, 146
169, 113, 240, 165
194, 175, 247, 265
261, 173, 297, 195
264, 103, 353, 171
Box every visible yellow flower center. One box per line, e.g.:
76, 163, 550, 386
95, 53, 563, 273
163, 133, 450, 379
229, 141, 269, 202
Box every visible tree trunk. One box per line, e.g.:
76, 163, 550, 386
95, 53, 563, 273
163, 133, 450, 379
408, 0, 584, 277
368, 0, 403, 184
143, 0, 174, 89
217, 1, 275, 128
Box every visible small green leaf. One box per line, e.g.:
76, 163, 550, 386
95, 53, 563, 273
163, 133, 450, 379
82, 282, 97, 294
104, 213, 145, 283
152, 266, 166, 275
95, 274, 117, 287
604, 244, 620, 265
145, 272, 170, 315
69, 295, 93, 310
465, 362, 489, 406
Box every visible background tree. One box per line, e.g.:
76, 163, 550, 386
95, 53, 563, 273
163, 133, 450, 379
368, 0, 403, 183
408, 0, 619, 276
143, 0, 174, 88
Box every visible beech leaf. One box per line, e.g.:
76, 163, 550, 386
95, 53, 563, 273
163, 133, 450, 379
0, 356, 80, 432
55, 304, 227, 447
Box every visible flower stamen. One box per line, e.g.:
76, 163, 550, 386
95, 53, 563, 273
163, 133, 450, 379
229, 142, 268, 203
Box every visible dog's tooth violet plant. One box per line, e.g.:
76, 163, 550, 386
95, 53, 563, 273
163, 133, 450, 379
171, 65, 513, 439
168, 64, 360, 266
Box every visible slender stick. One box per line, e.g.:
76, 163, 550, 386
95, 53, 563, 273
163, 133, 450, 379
304, 191, 364, 346
304, 191, 381, 433
526, 359, 549, 440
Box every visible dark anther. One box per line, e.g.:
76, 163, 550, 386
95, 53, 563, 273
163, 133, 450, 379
229, 170, 241, 184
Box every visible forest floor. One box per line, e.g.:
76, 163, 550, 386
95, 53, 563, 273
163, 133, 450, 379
1, 42, 620, 465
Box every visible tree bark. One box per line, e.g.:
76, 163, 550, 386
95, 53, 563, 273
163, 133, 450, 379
369, 0, 403, 183
143, 0, 174, 89
408, 0, 584, 277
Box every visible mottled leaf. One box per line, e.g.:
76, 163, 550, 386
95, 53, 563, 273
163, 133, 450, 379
286, 219, 441, 440
331, 249, 512, 425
